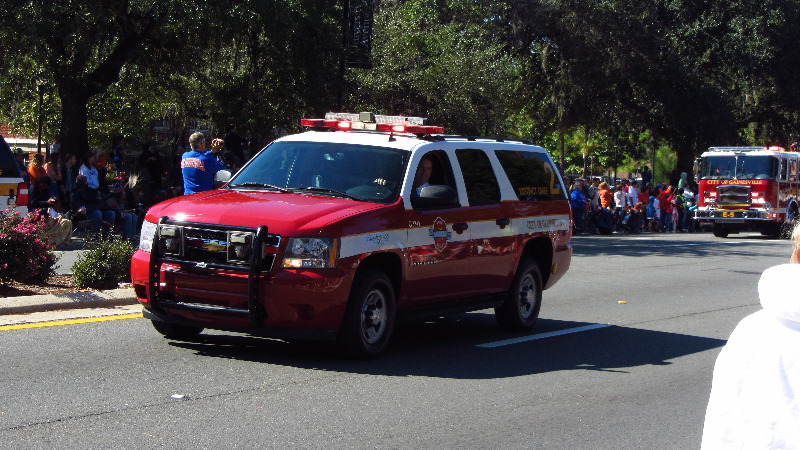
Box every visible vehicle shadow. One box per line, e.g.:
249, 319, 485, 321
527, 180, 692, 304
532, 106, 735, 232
167, 312, 726, 380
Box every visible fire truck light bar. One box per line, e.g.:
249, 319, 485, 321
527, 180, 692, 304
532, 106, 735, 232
708, 146, 786, 152
300, 112, 445, 135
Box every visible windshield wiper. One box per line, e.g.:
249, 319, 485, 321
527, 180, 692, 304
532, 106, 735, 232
295, 186, 364, 201
228, 182, 291, 193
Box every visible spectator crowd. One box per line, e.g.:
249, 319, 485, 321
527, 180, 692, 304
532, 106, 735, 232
14, 129, 249, 248
566, 169, 699, 235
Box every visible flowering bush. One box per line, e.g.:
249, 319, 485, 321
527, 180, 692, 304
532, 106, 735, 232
0, 207, 57, 284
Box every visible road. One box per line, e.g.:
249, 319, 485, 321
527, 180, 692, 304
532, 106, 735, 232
0, 232, 790, 448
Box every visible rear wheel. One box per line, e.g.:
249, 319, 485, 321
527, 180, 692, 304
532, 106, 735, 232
712, 223, 729, 238
496, 259, 542, 332
337, 269, 396, 359
150, 320, 204, 340
781, 205, 799, 239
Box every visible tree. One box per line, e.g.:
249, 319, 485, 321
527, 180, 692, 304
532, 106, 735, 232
0, 1, 190, 155
346, 0, 522, 136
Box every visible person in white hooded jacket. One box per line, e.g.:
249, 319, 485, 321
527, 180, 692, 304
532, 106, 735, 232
701, 226, 800, 449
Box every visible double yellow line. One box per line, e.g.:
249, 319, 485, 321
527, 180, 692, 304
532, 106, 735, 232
0, 313, 143, 331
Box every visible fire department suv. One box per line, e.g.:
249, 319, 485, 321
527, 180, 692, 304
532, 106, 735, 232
131, 113, 573, 357
695, 146, 800, 238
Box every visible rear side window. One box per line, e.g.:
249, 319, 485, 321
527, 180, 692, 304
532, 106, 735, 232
495, 150, 565, 201
0, 137, 21, 179
456, 149, 500, 206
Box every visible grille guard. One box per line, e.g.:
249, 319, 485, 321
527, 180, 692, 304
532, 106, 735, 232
147, 217, 279, 326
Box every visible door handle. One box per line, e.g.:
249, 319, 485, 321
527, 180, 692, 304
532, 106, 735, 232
496, 218, 510, 228
452, 222, 469, 234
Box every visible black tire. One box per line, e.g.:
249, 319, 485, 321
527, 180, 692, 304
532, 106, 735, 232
712, 223, 729, 238
337, 269, 396, 359
495, 259, 542, 332
150, 320, 204, 340
781, 205, 799, 239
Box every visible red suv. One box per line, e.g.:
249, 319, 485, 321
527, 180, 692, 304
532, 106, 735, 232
131, 113, 572, 357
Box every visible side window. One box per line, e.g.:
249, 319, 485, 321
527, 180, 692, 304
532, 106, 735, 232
495, 150, 565, 201
455, 149, 500, 206
790, 159, 798, 182
781, 159, 789, 181
413, 150, 456, 190
410, 150, 460, 209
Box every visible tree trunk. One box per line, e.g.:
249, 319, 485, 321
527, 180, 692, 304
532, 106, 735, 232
57, 80, 91, 159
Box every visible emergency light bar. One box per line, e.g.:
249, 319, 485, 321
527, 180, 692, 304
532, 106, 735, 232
708, 146, 786, 152
300, 112, 445, 135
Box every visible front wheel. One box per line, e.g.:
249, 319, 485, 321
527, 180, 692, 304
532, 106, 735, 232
150, 320, 204, 340
495, 259, 542, 332
337, 269, 396, 359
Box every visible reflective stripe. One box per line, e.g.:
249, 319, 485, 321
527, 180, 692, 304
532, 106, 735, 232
338, 214, 570, 259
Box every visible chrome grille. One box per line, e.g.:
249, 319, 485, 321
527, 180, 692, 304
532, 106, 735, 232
158, 222, 280, 271
717, 185, 751, 207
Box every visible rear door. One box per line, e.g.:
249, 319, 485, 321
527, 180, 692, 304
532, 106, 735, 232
453, 147, 516, 295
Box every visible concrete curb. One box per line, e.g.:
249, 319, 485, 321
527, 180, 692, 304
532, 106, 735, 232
0, 288, 138, 315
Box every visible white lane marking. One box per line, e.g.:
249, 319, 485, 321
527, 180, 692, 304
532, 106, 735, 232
476, 323, 611, 348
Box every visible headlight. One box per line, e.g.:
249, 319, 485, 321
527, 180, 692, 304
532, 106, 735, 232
282, 237, 339, 269
139, 220, 157, 253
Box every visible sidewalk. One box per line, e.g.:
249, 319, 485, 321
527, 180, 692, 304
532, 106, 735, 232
0, 287, 137, 315
0, 240, 138, 316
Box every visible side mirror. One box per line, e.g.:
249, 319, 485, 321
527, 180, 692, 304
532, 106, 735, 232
214, 170, 232, 188
411, 185, 459, 209
693, 157, 701, 183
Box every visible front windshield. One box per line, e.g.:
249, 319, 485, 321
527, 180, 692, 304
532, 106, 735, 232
229, 141, 409, 204
700, 155, 778, 180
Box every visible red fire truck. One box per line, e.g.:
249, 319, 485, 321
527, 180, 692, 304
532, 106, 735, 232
694, 146, 800, 238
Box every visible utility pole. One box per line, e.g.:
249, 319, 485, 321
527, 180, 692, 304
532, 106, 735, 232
37, 84, 44, 155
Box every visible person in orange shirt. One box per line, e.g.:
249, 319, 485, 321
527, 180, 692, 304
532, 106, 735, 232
27, 153, 46, 183
598, 181, 613, 210
638, 185, 649, 205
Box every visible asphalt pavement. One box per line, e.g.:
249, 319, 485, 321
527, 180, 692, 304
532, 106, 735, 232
0, 229, 750, 317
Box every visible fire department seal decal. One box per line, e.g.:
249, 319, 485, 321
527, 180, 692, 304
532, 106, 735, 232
429, 217, 451, 252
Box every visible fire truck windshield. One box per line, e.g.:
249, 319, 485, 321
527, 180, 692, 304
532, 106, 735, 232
700, 155, 779, 180
229, 141, 409, 204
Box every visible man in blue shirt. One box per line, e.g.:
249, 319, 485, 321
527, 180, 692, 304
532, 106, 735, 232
569, 179, 587, 234
181, 132, 226, 195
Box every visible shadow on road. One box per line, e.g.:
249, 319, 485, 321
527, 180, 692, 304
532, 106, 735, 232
167, 312, 726, 379
571, 232, 788, 259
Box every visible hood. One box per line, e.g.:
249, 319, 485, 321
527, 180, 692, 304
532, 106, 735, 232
145, 189, 386, 236
758, 264, 800, 323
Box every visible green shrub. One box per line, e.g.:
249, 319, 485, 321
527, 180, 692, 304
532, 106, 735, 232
0, 208, 57, 284
72, 237, 135, 290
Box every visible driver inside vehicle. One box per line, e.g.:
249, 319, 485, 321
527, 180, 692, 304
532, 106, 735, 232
413, 156, 434, 195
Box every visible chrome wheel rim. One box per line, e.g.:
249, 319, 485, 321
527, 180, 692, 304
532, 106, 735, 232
361, 288, 387, 344
517, 273, 537, 319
